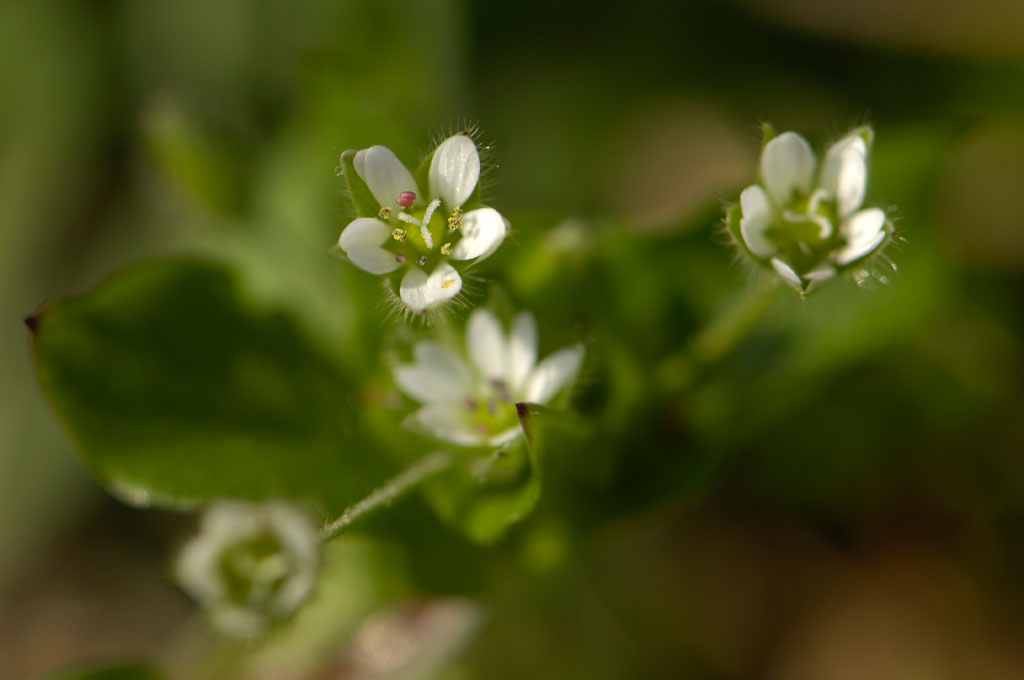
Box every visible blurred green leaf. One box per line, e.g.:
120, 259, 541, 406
30, 259, 391, 512
43, 663, 165, 680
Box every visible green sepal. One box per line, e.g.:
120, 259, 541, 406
338, 149, 381, 218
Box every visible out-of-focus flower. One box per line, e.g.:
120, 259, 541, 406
335, 134, 508, 313
176, 501, 320, 637
729, 127, 895, 293
393, 308, 584, 448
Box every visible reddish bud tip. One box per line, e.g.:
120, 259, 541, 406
397, 191, 416, 207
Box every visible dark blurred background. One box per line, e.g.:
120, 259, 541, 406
3, 0, 1024, 678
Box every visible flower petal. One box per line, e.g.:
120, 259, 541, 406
770, 257, 803, 290
429, 135, 480, 208
410, 404, 483, 447
452, 208, 507, 261
739, 185, 776, 258
467, 308, 507, 380
394, 342, 472, 404
339, 217, 390, 249
836, 208, 887, 265
819, 135, 867, 217
354, 145, 418, 208
337, 218, 400, 274
345, 245, 402, 275
524, 345, 584, 404
399, 262, 463, 313
487, 426, 523, 447
507, 312, 537, 395
761, 131, 816, 206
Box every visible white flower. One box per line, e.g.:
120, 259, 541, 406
733, 128, 893, 293
335, 135, 509, 313
393, 308, 584, 448
176, 501, 320, 637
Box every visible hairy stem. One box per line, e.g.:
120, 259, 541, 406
320, 452, 454, 542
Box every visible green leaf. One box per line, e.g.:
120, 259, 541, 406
29, 260, 391, 512
419, 403, 567, 544
42, 662, 165, 680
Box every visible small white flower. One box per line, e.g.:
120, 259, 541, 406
176, 501, 320, 637
732, 127, 894, 293
335, 134, 509, 314
393, 308, 584, 448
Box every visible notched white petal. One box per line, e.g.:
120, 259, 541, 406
761, 131, 816, 206
739, 185, 776, 258
410, 404, 483, 447
338, 218, 400, 274
452, 208, 507, 261
429, 135, 480, 208
770, 258, 803, 290
346, 245, 401, 275
467, 308, 507, 379
820, 135, 867, 217
399, 262, 463, 312
354, 145, 418, 208
525, 345, 584, 404
836, 208, 887, 265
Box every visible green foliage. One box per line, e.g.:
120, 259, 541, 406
30, 260, 392, 512
43, 663, 165, 680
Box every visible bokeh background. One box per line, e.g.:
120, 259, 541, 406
3, 0, 1024, 678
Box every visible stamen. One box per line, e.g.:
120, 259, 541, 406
391, 228, 407, 242
395, 253, 406, 263
416, 256, 427, 266
447, 215, 462, 232
440, 242, 452, 255
378, 207, 392, 220
450, 206, 464, 218
397, 191, 416, 208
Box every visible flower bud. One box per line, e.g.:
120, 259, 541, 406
176, 501, 320, 637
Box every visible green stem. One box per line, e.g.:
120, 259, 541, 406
657, 284, 781, 394
319, 452, 454, 542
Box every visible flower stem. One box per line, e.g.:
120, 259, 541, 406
657, 284, 781, 394
319, 452, 454, 542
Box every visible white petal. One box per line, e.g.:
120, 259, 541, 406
467, 308, 507, 380
836, 208, 887, 266
338, 218, 399, 275
819, 135, 867, 217
410, 404, 483, 447
507, 312, 537, 395
739, 185, 776, 258
770, 258, 803, 290
452, 208, 508, 261
394, 344, 472, 405
761, 131, 816, 206
399, 262, 463, 313
487, 426, 524, 447
803, 264, 836, 281
339, 217, 390, 250
344, 245, 401, 275
429, 135, 480, 208
354, 145, 418, 208
525, 345, 584, 404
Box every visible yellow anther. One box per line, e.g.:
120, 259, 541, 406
391, 228, 407, 242
451, 206, 464, 218
447, 216, 462, 232
416, 256, 427, 266
440, 242, 452, 255
442, 277, 457, 289
378, 207, 392, 220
